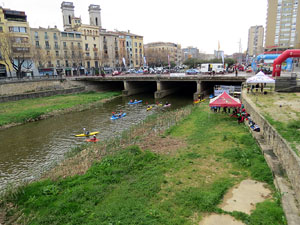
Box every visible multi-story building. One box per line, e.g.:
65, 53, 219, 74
247, 25, 264, 56
61, 2, 103, 74
0, 7, 34, 78
182, 47, 200, 61
265, 0, 300, 52
144, 42, 182, 66
30, 27, 62, 75
60, 30, 83, 75
99, 30, 120, 69
132, 34, 144, 68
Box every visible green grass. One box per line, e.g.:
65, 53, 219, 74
0, 91, 121, 126
1, 104, 285, 224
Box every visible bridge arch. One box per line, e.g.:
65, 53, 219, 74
272, 49, 300, 77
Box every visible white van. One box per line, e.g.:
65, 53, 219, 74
200, 63, 226, 74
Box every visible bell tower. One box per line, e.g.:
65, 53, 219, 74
61, 1, 75, 30
89, 4, 101, 28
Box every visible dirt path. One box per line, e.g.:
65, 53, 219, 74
200, 179, 271, 225
199, 214, 245, 225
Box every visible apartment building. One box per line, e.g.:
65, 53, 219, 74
265, 0, 300, 52
144, 42, 182, 66
0, 7, 34, 78
99, 30, 120, 69
30, 27, 62, 75
182, 47, 200, 61
60, 30, 83, 75
247, 25, 264, 56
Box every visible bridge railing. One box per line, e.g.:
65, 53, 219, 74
0, 75, 64, 83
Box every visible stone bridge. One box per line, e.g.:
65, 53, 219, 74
69, 74, 248, 100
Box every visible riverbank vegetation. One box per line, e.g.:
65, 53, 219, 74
0, 91, 121, 128
0, 104, 286, 224
247, 92, 300, 154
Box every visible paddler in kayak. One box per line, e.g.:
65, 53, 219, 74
91, 134, 97, 141
83, 127, 90, 136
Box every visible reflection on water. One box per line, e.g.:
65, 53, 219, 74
0, 93, 192, 189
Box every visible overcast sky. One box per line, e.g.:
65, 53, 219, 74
2, 0, 267, 55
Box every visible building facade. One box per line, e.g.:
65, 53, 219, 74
247, 25, 264, 56
144, 42, 182, 66
0, 7, 34, 78
265, 0, 300, 52
182, 47, 200, 61
30, 27, 62, 75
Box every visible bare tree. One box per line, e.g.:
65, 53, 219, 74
0, 33, 32, 78
69, 46, 84, 75
145, 48, 169, 67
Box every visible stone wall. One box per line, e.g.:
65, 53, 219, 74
0, 87, 85, 103
275, 76, 300, 92
0, 79, 80, 96
242, 93, 300, 203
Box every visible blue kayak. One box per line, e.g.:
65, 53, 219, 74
128, 100, 142, 105
111, 113, 127, 120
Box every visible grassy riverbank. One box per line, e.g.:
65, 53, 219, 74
0, 104, 286, 224
247, 91, 300, 154
0, 91, 121, 127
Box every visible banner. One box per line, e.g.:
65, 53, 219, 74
122, 57, 126, 67
143, 56, 147, 65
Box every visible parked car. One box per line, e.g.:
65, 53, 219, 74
186, 69, 199, 75
136, 69, 144, 74
112, 71, 122, 76
125, 69, 136, 74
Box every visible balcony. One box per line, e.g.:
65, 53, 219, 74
54, 45, 60, 49
85, 48, 90, 51
94, 56, 99, 60
93, 48, 98, 51
85, 56, 91, 60
45, 45, 51, 50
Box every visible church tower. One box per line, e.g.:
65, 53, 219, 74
88, 4, 101, 28
61, 1, 75, 31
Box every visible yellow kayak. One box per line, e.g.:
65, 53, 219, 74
147, 106, 153, 111
75, 131, 99, 137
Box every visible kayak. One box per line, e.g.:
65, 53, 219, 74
75, 131, 99, 137
128, 100, 142, 105
147, 106, 153, 111
111, 112, 127, 120
86, 138, 99, 143
163, 104, 171, 108
194, 100, 200, 104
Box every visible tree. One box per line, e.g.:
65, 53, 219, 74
145, 48, 169, 67
69, 46, 84, 75
0, 33, 32, 78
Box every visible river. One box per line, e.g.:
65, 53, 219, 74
0, 93, 193, 190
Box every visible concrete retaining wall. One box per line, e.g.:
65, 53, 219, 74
0, 87, 85, 103
242, 93, 300, 203
0, 79, 77, 96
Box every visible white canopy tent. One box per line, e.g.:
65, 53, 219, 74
246, 71, 275, 84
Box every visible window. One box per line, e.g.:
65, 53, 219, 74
56, 51, 59, 56
45, 41, 50, 48
0, 27, 3, 32
87, 61, 90, 68
62, 32, 67, 37
45, 32, 48, 39
9, 26, 27, 33
77, 42, 81, 48
55, 42, 58, 48
72, 51, 75, 56
66, 60, 69, 67
35, 41, 39, 47
34, 31, 38, 38
76, 34, 81, 38
86, 53, 90, 57
64, 51, 67, 56
85, 44, 89, 51
57, 60, 60, 66
135, 42, 137, 47
68, 33, 74, 38
95, 61, 98, 68
71, 42, 74, 48
63, 42, 67, 48
94, 44, 96, 48
53, 33, 57, 40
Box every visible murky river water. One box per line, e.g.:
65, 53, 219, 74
0, 93, 192, 190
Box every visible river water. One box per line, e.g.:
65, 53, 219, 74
0, 93, 193, 190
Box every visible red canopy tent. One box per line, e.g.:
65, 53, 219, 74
209, 91, 241, 108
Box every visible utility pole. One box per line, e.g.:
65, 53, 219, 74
238, 38, 242, 64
